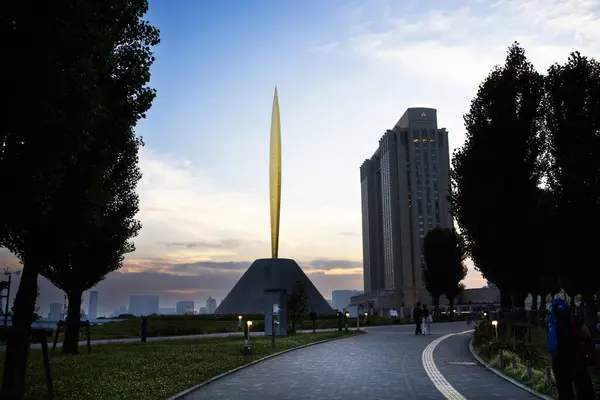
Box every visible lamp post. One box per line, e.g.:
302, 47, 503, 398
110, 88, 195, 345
364, 312, 368, 327
345, 312, 349, 332
238, 315, 242, 331
492, 320, 498, 339
244, 320, 253, 356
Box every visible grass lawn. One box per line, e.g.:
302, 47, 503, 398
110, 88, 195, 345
61, 315, 379, 341
1, 330, 360, 400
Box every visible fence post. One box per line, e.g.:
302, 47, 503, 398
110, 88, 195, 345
545, 366, 552, 385
526, 360, 532, 378
499, 352, 505, 369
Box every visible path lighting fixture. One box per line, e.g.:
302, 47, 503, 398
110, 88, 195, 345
492, 320, 498, 338
344, 312, 349, 332
247, 320, 253, 328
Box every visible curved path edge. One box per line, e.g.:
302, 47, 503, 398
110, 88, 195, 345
422, 329, 473, 399
166, 333, 361, 400
468, 338, 554, 400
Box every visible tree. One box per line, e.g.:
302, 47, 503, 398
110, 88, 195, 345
0, 3, 119, 397
42, 137, 144, 354
423, 228, 468, 319
287, 281, 308, 333
545, 52, 600, 327
423, 228, 452, 312
37, 1, 157, 354
450, 42, 546, 310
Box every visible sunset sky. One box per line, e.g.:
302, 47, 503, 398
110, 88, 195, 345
2, 0, 599, 316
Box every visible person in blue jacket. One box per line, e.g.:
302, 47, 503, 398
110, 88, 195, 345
548, 296, 595, 399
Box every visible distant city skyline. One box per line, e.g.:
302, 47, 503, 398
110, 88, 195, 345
2, 0, 596, 311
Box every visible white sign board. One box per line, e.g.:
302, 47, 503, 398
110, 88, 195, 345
273, 304, 280, 314
389, 309, 398, 318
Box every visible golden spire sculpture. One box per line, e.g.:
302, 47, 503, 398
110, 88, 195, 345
269, 86, 282, 259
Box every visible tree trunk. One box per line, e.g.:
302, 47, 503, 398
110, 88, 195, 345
433, 296, 440, 317
63, 290, 83, 354
0, 264, 39, 400
582, 291, 598, 330
531, 292, 538, 311
499, 286, 512, 310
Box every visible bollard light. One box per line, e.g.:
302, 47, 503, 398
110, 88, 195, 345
492, 320, 498, 339
247, 320, 253, 328
483, 312, 487, 317
238, 315, 242, 321
364, 312, 368, 316
344, 312, 349, 332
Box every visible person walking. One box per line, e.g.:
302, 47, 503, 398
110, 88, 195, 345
548, 294, 596, 400
422, 304, 431, 335
412, 301, 422, 335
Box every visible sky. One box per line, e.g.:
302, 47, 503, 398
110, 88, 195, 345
2, 0, 600, 316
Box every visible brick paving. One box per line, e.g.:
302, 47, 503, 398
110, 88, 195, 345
182, 323, 464, 400
434, 333, 539, 399
180, 322, 543, 400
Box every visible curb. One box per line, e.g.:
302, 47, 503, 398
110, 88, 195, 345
166, 332, 363, 400
468, 338, 554, 400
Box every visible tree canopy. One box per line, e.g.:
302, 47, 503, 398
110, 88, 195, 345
423, 227, 467, 314
0, 0, 159, 395
450, 42, 546, 308
37, 0, 158, 353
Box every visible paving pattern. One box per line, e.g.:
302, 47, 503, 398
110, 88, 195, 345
434, 333, 539, 399
179, 322, 541, 400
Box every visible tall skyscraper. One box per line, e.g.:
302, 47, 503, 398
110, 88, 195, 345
88, 291, 98, 321
360, 108, 452, 309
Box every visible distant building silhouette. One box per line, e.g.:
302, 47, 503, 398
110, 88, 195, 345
88, 291, 98, 321
206, 297, 217, 314
332, 290, 363, 311
48, 303, 63, 321
176, 301, 194, 315
129, 295, 159, 316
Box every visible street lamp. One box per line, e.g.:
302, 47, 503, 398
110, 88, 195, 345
344, 312, 349, 332
243, 320, 253, 356
238, 315, 242, 330
492, 320, 498, 338
364, 312, 368, 326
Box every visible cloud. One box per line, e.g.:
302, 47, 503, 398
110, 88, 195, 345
310, 41, 340, 53
344, 0, 600, 91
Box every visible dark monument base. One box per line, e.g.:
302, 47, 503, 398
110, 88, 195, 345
214, 258, 333, 315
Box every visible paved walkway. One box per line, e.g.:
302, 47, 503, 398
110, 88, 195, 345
179, 322, 538, 400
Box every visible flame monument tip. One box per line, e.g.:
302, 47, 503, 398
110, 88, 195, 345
269, 86, 282, 259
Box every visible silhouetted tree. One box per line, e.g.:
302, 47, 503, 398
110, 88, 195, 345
287, 281, 308, 333
423, 228, 452, 312
423, 228, 468, 319
42, 136, 144, 354
0, 3, 117, 396
451, 42, 546, 310
545, 52, 600, 327
37, 1, 158, 354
